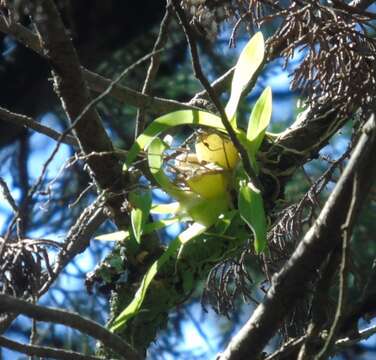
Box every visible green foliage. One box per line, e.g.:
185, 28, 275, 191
129, 190, 152, 244
246, 87, 273, 171
225, 32, 265, 122
104, 32, 275, 331
238, 177, 268, 253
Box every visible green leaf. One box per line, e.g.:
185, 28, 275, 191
151, 202, 180, 214
129, 190, 152, 244
238, 180, 267, 254
95, 231, 129, 242
246, 86, 272, 170
110, 222, 207, 332
124, 110, 225, 169
184, 195, 230, 227
95, 218, 179, 242
225, 32, 265, 122
131, 209, 143, 244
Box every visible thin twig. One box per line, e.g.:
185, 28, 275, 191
314, 175, 360, 360
73, 47, 165, 130
0, 16, 197, 115
4, 3, 160, 238
0, 177, 18, 213
0, 106, 78, 146
135, 3, 173, 139
171, 0, 262, 190
266, 324, 376, 360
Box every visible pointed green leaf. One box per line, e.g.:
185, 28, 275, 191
184, 195, 230, 227
151, 202, 180, 214
95, 231, 129, 242
95, 218, 180, 242
110, 222, 207, 332
131, 209, 143, 243
129, 190, 152, 244
238, 180, 267, 254
246, 86, 272, 169
124, 110, 225, 169
225, 32, 265, 121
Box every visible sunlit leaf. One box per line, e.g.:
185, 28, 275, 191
184, 195, 230, 227
129, 190, 152, 244
246, 86, 272, 170
95, 231, 129, 242
124, 110, 225, 169
95, 219, 179, 242
131, 209, 143, 243
225, 32, 265, 122
151, 202, 180, 214
110, 222, 207, 332
238, 180, 267, 254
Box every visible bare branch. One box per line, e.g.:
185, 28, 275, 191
83, 68, 197, 114
0, 336, 103, 360
30, 0, 128, 227
0, 294, 141, 360
0, 177, 18, 213
0, 106, 78, 146
266, 324, 376, 360
0, 203, 106, 335
0, 15, 196, 116
135, 3, 173, 138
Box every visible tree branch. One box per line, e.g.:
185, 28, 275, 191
0, 204, 106, 335
0, 106, 78, 146
0, 15, 197, 116
171, 0, 262, 190
0, 336, 103, 360
218, 114, 376, 360
30, 0, 129, 228
0, 294, 140, 360
135, 3, 173, 138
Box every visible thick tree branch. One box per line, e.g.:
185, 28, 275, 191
30, 0, 128, 227
0, 294, 140, 360
218, 114, 376, 360
0, 16, 197, 116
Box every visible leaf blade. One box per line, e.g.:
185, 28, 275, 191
246, 86, 272, 160
129, 190, 152, 244
225, 32, 265, 121
110, 223, 206, 332
238, 180, 267, 254
124, 110, 224, 169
